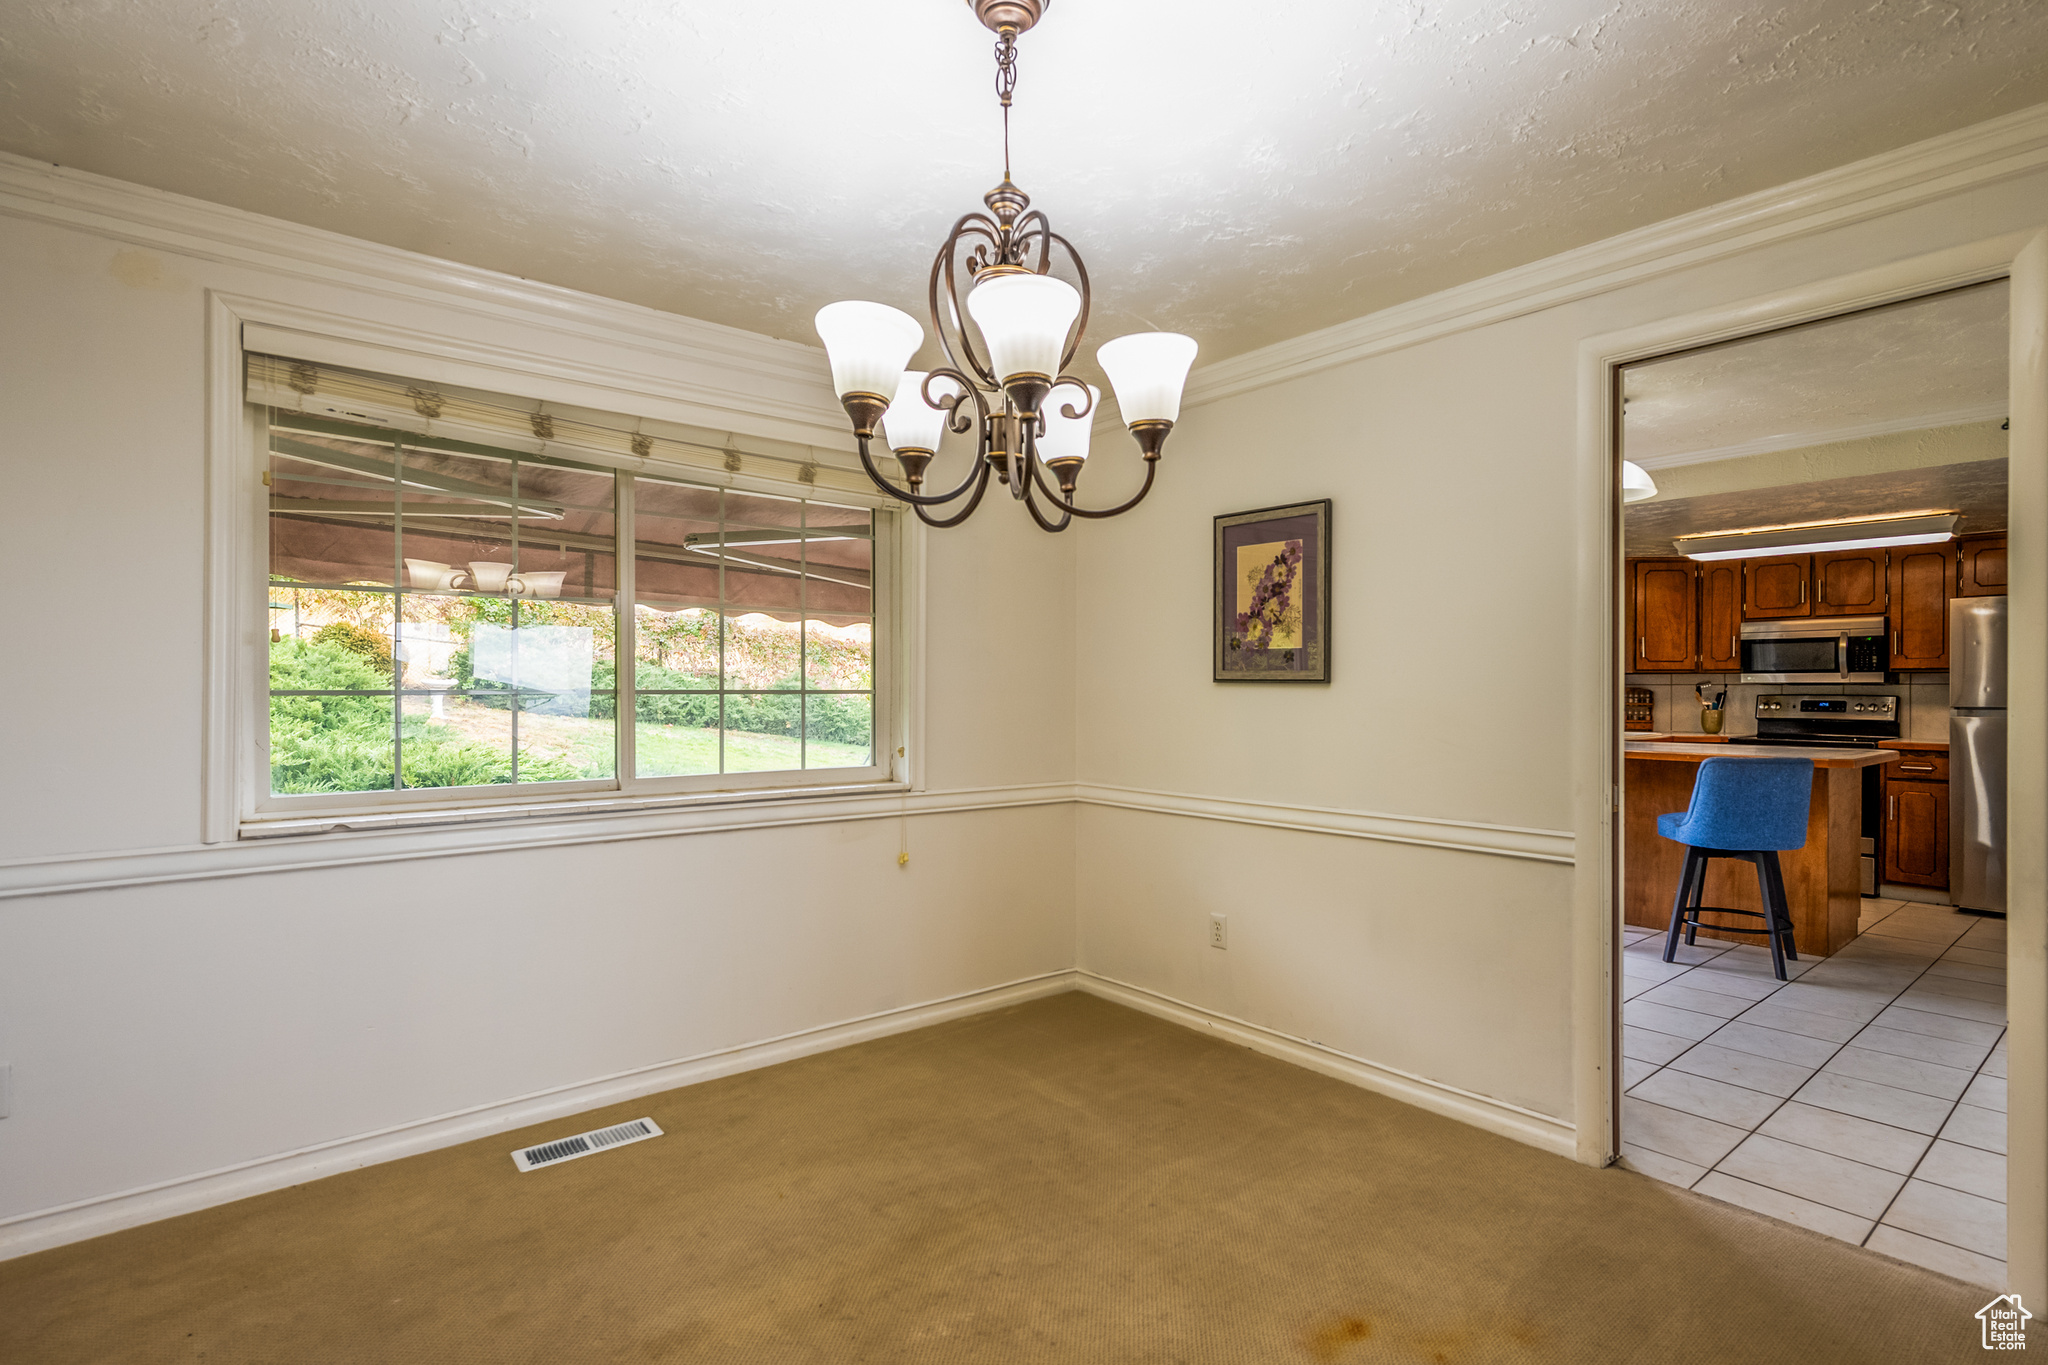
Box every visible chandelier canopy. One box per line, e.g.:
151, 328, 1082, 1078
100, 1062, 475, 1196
814, 0, 1197, 531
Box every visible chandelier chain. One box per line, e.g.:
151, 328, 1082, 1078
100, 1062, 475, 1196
994, 30, 1017, 180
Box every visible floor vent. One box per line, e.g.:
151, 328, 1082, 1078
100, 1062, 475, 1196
510, 1117, 663, 1172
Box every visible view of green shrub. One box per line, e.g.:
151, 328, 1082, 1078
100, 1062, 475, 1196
309, 621, 394, 675
268, 637, 582, 793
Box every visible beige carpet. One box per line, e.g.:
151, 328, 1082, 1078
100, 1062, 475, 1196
0, 992, 2000, 1362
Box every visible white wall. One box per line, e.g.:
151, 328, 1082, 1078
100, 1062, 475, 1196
0, 169, 1076, 1239
1073, 161, 2048, 1129
6, 113, 2048, 1256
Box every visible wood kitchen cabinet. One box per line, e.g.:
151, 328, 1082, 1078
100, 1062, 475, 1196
1697, 561, 1741, 671
1813, 548, 1887, 617
1743, 554, 1813, 619
1888, 544, 1953, 670
1884, 780, 1950, 888
1631, 558, 1697, 672
1881, 742, 1949, 890
1957, 534, 2008, 598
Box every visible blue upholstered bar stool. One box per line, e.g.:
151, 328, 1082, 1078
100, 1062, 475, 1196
1658, 757, 1815, 981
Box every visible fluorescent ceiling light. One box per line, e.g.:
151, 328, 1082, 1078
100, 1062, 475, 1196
1675, 511, 1959, 561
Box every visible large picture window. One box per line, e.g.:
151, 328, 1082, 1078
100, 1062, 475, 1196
263, 403, 886, 811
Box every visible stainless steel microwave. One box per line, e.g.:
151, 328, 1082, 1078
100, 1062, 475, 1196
1739, 615, 1888, 683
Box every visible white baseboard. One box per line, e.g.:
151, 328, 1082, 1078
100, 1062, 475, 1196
3, 968, 1578, 1260
1074, 971, 1578, 1159
0, 970, 1079, 1262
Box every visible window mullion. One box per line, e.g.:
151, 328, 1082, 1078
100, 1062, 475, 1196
616, 469, 637, 787
391, 439, 405, 791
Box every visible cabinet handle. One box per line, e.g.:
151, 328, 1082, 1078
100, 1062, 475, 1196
1639, 636, 1646, 659
1900, 763, 1935, 772
1890, 795, 1898, 820
1894, 630, 1902, 654
1800, 580, 1807, 604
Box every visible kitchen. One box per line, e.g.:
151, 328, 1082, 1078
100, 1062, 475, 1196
1614, 281, 2012, 1285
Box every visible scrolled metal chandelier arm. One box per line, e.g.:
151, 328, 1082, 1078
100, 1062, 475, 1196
930, 215, 1004, 388
1022, 430, 1161, 520
910, 459, 996, 528
1017, 466, 1074, 533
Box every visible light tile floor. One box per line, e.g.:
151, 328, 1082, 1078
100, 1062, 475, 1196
1620, 898, 2008, 1288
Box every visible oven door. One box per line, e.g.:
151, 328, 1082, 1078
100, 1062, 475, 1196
1741, 633, 1842, 682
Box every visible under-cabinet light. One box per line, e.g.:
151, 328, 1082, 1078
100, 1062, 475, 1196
1675, 511, 1959, 561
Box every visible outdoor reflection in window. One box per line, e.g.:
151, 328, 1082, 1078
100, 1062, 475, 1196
267, 420, 616, 794
266, 408, 879, 799
633, 480, 875, 777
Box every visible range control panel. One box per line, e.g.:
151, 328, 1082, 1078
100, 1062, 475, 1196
1756, 694, 1899, 717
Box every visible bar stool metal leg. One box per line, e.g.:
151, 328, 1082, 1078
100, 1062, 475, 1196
1747, 852, 1786, 980
1683, 857, 1708, 946
1663, 847, 1707, 964
1762, 851, 1797, 962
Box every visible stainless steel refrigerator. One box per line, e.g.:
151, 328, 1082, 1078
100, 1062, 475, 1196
1950, 595, 2008, 914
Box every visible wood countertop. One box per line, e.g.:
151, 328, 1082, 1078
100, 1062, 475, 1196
1624, 742, 1901, 769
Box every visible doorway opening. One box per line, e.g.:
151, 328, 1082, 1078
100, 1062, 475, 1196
1612, 280, 2011, 1288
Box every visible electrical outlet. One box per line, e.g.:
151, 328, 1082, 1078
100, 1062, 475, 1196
1209, 913, 1227, 949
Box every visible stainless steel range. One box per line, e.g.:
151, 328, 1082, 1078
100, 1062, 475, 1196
1751, 693, 1901, 748
1747, 693, 1900, 897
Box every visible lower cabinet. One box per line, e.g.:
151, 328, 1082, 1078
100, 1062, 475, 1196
1883, 778, 1950, 889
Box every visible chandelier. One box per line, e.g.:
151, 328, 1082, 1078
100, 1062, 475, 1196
814, 0, 1197, 532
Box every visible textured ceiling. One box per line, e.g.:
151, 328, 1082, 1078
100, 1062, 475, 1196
1624, 458, 2008, 557
5, 2, 2048, 368
1622, 281, 2009, 466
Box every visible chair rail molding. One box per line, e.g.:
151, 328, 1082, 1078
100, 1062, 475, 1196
1074, 784, 1575, 865
3, 783, 1576, 900
0, 783, 1076, 901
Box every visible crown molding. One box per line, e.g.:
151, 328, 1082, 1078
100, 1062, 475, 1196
0, 152, 848, 443
1182, 102, 2048, 411
1628, 403, 2009, 472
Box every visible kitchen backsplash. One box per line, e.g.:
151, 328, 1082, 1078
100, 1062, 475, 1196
1624, 674, 1952, 742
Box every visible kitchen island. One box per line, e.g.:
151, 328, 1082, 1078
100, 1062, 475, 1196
1625, 742, 1900, 958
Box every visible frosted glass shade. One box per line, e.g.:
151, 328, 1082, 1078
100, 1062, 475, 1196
1097, 332, 1198, 426
815, 301, 923, 400
965, 274, 1080, 385
1621, 460, 1659, 503
1036, 382, 1099, 464
881, 371, 959, 453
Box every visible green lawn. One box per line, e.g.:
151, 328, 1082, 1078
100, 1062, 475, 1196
527, 710, 871, 777
631, 722, 871, 775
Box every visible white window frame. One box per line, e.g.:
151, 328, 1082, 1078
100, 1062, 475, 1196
204, 295, 923, 842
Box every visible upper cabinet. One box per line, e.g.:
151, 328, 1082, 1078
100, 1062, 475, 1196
1957, 534, 2008, 598
1813, 548, 1887, 617
1889, 544, 1953, 670
1743, 554, 1812, 619
1631, 558, 1698, 672
1697, 561, 1741, 671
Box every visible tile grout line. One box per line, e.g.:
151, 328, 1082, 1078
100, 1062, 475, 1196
1625, 910, 1989, 1206
1858, 1029, 2007, 1254
1685, 919, 1974, 1198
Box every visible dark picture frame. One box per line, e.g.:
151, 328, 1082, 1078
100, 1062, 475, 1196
1213, 499, 1331, 683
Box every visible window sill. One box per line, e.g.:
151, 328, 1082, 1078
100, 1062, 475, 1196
240, 778, 913, 840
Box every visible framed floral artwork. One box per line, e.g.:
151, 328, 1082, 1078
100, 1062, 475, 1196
1213, 499, 1330, 682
